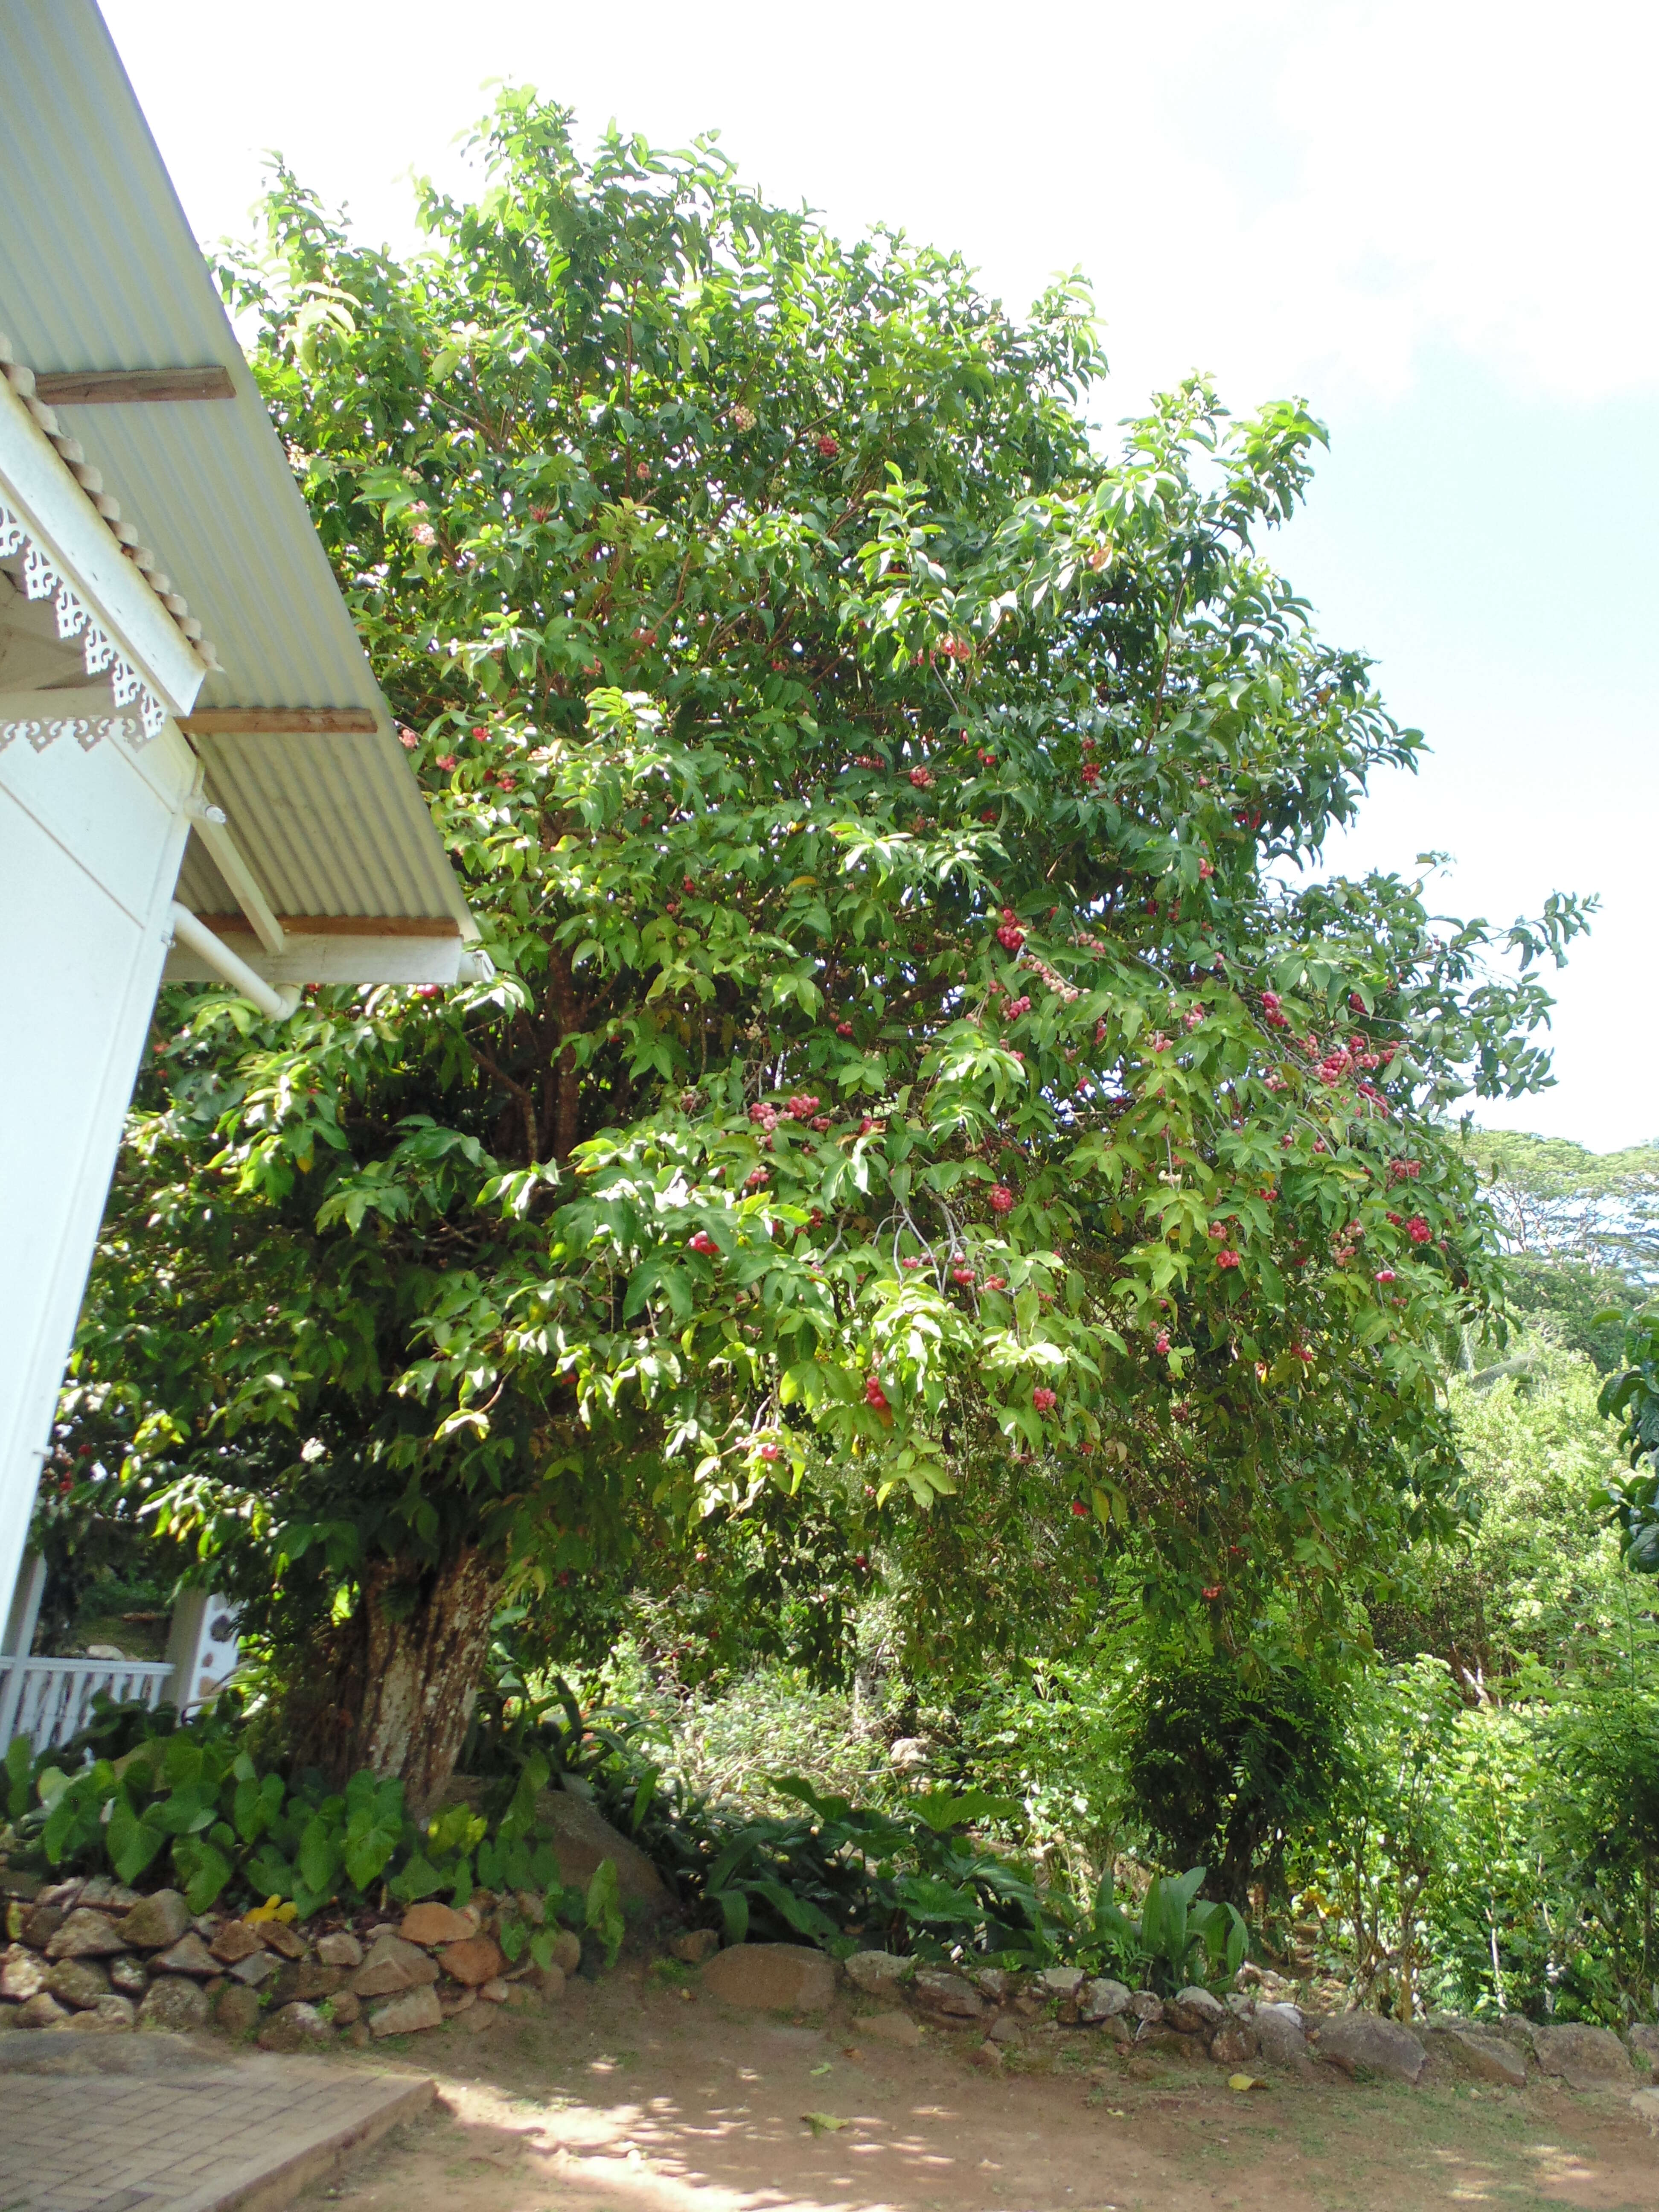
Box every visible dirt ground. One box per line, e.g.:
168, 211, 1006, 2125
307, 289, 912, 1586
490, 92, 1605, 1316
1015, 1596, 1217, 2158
302, 1965, 1659, 2212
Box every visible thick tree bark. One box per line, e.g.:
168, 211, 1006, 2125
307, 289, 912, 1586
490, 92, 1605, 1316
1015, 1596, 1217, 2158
291, 1546, 501, 1819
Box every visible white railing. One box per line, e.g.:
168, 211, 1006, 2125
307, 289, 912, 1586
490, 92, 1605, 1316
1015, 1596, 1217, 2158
0, 1656, 176, 1754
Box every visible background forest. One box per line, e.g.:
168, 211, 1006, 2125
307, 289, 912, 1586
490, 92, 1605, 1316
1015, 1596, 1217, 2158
11, 95, 1659, 2036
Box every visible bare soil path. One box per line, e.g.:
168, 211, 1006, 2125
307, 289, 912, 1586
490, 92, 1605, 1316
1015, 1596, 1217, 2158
300, 1964, 1659, 2212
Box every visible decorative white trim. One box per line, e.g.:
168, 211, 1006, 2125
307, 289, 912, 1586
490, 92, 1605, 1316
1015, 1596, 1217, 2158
0, 493, 166, 743
0, 713, 138, 753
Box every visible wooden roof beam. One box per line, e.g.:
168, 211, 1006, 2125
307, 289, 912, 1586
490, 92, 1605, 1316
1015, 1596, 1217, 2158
32, 366, 234, 404
179, 709, 379, 737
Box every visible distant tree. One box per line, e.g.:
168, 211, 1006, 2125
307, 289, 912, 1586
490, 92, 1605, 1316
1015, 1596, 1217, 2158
62, 95, 1589, 1807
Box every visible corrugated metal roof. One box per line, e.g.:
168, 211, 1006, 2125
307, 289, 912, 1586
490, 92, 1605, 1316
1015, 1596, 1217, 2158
0, 0, 474, 935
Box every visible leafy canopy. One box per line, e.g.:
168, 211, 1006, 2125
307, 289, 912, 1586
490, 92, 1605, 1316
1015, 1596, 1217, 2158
70, 93, 1589, 1669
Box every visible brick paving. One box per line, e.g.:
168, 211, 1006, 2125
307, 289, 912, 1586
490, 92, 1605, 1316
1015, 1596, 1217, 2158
0, 2038, 433, 2212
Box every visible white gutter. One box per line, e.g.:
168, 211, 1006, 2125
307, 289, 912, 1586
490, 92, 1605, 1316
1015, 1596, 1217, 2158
167, 902, 300, 1021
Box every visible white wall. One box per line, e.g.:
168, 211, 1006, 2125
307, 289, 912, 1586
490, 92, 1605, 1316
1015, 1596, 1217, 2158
0, 708, 197, 1642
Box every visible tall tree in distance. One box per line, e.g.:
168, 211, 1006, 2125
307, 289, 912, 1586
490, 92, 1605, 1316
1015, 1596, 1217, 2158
66, 94, 1590, 1807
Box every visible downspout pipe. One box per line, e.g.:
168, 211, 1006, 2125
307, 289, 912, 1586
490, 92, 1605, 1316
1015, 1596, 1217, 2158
167, 901, 301, 1021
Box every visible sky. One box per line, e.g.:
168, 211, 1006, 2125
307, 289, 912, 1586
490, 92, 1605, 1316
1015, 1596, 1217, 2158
102, 0, 1656, 1151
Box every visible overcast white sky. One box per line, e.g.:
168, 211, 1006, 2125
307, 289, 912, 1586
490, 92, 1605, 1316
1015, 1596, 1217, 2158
104, 0, 1657, 1150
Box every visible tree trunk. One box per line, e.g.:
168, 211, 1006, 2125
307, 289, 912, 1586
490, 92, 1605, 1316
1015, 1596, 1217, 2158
291, 1546, 501, 1820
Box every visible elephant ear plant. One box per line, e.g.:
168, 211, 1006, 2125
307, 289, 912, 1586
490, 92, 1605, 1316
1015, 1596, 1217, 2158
1093, 1866, 1248, 1994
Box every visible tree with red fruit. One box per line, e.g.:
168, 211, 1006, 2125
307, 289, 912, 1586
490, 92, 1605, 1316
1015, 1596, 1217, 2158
64, 92, 1589, 1803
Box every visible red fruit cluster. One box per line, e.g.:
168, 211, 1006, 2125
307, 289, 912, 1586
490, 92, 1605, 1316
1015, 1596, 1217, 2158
951, 1265, 975, 1286
1071, 1499, 1088, 1517
1080, 763, 1102, 786
1216, 1249, 1241, 1269
852, 754, 885, 771
1375, 1268, 1397, 1283
749, 1102, 780, 1131
995, 923, 1025, 951
864, 1375, 891, 1409
758, 1441, 782, 1462
977, 749, 997, 767
1154, 1333, 1171, 1356
982, 1274, 1008, 1292
1202, 1585, 1223, 1601
1260, 990, 1289, 1030
1004, 995, 1031, 1019
936, 637, 972, 664
835, 1020, 855, 1037
810, 1114, 832, 1131
988, 1184, 1015, 1215
687, 1231, 718, 1255
745, 1167, 769, 1190
1388, 1158, 1422, 1185
1031, 1386, 1057, 1413
1184, 1007, 1205, 1031
901, 1257, 923, 1271
1406, 1215, 1431, 1243
435, 753, 457, 770
784, 1094, 821, 1120
1198, 859, 1214, 879
816, 434, 839, 457
1146, 1030, 1171, 1053
908, 765, 935, 790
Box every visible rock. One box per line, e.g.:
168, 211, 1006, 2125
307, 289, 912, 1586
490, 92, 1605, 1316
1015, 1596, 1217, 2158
1494, 2015, 1537, 2058
0, 1871, 43, 1900
258, 2001, 337, 2052
400, 1902, 477, 1947
0, 2005, 23, 2032
17, 1991, 69, 2029
1428, 2024, 1528, 2087
1533, 2022, 1635, 2091
1631, 2086, 1659, 2131
843, 1950, 914, 2000
369, 1985, 443, 2037
352, 1931, 439, 1998
987, 2014, 1025, 2047
115, 1891, 191, 1950
451, 2001, 497, 2035
511, 1888, 547, 1926
1254, 2003, 1314, 2075
974, 1968, 1013, 2002
37, 1881, 86, 1907
1626, 2024, 1659, 2075
209, 1921, 265, 1966
343, 2019, 373, 2049
329, 1989, 362, 2025
138, 1976, 211, 2034
1100, 2014, 1134, 2045
528, 1963, 566, 2003
1036, 1966, 1085, 1998
440, 1934, 505, 1988
215, 1985, 262, 2038
229, 1950, 279, 1988
911, 1968, 985, 2021
256, 1918, 307, 1960
550, 1928, 582, 1976
1141, 2028, 1210, 2063
1077, 1977, 1131, 2023
45, 1909, 127, 1959
968, 2041, 1003, 2072
440, 1986, 477, 2016
702, 1943, 837, 2012
18, 1906, 66, 1949
1, 1945, 47, 2002
532, 1784, 670, 1916
270, 1960, 343, 2005
888, 1736, 929, 1770
669, 1928, 721, 1965
501, 1982, 541, 2011
1127, 1990, 1163, 2022
153, 1932, 217, 1979
1210, 2023, 1259, 2066
78, 1878, 139, 1909
1167, 1987, 1226, 2035
45, 1958, 111, 2009
864, 2010, 923, 2049
317, 1930, 364, 1968
478, 1977, 509, 2004
1313, 2011, 1426, 2084
108, 1955, 148, 1997
68, 1996, 136, 2033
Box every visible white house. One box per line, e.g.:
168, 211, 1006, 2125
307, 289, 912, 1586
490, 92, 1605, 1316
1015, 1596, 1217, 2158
0, 1, 481, 1740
